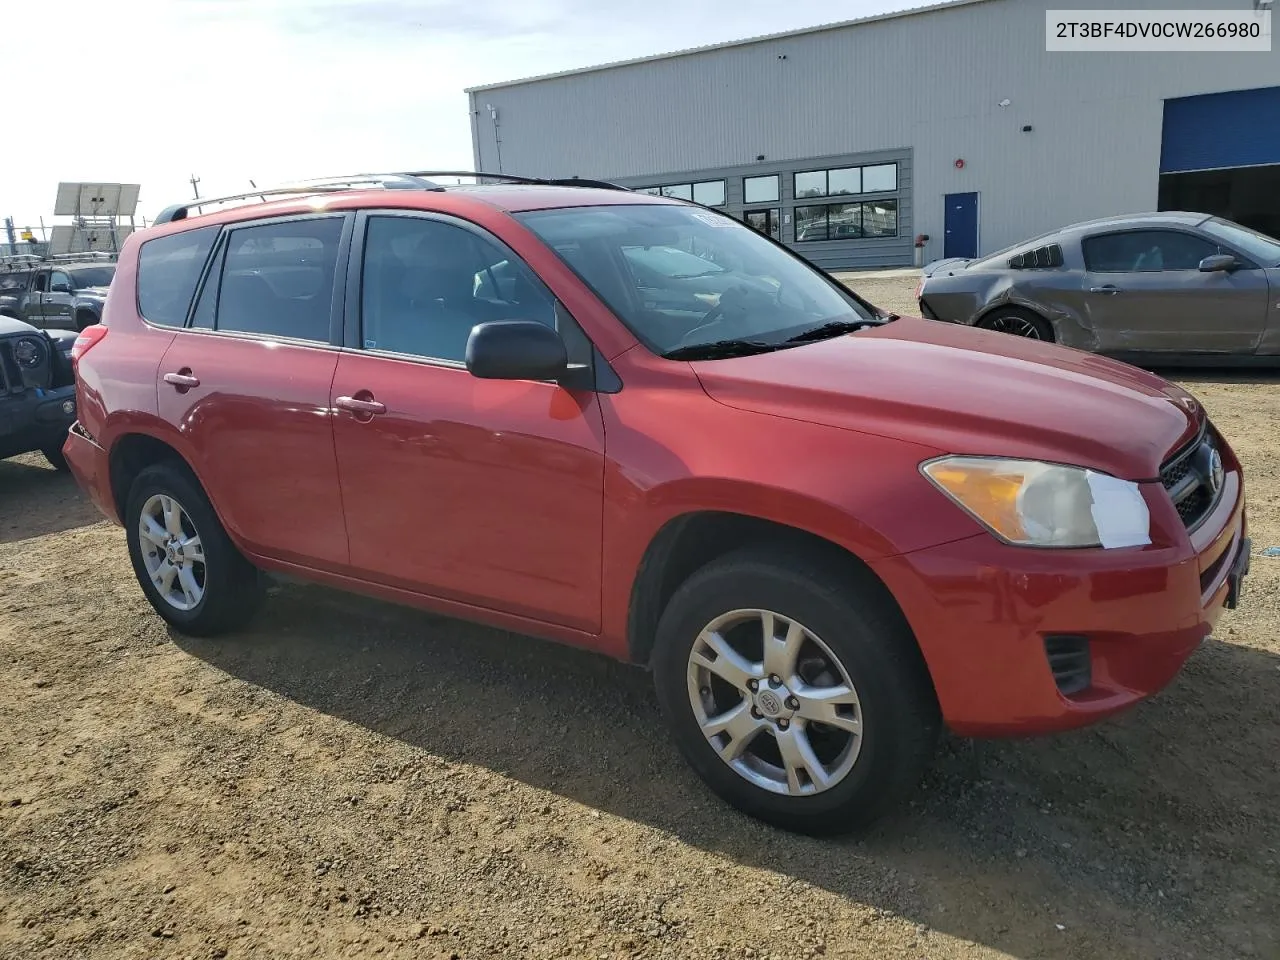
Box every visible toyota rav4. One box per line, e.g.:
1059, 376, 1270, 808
64, 173, 1250, 833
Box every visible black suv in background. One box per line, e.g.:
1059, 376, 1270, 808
0, 312, 78, 471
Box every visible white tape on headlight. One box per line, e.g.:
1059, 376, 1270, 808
1086, 471, 1151, 548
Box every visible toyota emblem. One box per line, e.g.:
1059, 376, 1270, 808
1208, 448, 1224, 494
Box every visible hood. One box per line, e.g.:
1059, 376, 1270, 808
0, 314, 39, 336
691, 317, 1200, 480
75, 286, 110, 300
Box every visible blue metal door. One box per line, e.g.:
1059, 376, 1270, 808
944, 192, 979, 259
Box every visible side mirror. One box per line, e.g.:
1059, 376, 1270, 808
1198, 254, 1237, 273
465, 320, 568, 382
50, 281, 71, 293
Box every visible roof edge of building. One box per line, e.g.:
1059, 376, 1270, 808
463, 0, 998, 94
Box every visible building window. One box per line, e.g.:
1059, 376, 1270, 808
863, 163, 898, 193
794, 200, 898, 242
793, 162, 898, 199
692, 180, 726, 206
794, 171, 827, 199
744, 175, 779, 204
862, 200, 899, 237
827, 167, 861, 196
794, 205, 830, 241
650, 181, 725, 206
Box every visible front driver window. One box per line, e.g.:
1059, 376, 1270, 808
1083, 230, 1219, 273
360, 216, 557, 363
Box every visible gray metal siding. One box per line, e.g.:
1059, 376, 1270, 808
468, 0, 1280, 265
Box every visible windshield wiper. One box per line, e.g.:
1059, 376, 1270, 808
663, 338, 780, 360
783, 318, 883, 344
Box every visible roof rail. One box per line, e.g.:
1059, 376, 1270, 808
152, 170, 631, 226
402, 171, 631, 192
1, 251, 117, 272
152, 172, 446, 226
46, 251, 117, 262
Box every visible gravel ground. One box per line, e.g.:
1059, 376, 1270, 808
2, 273, 1278, 960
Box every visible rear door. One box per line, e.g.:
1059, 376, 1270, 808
43, 270, 76, 329
155, 213, 352, 570
1079, 229, 1269, 354
329, 210, 606, 630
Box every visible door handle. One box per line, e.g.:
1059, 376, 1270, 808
163, 372, 200, 388
1089, 286, 1120, 295
335, 395, 387, 416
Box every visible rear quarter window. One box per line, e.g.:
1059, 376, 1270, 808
137, 226, 221, 326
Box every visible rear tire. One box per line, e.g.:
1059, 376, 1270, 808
124, 462, 263, 637
42, 443, 70, 472
977, 306, 1053, 341
651, 546, 940, 835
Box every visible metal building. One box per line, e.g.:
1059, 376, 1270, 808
466, 0, 1280, 270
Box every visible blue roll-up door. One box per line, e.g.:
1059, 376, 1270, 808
1161, 85, 1280, 174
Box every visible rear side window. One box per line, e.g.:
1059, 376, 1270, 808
214, 217, 343, 342
137, 226, 220, 326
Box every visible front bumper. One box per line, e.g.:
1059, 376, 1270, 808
870, 471, 1248, 737
0, 384, 77, 459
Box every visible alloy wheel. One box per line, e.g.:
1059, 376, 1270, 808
983, 314, 1044, 339
138, 493, 207, 611
686, 608, 863, 796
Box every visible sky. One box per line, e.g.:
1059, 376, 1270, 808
0, 0, 920, 234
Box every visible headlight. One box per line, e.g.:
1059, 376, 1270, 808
922, 456, 1151, 549
13, 336, 45, 368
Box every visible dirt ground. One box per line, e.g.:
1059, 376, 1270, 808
2, 273, 1278, 960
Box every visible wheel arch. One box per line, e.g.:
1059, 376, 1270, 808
108, 431, 191, 521
74, 306, 100, 331
625, 511, 932, 691
973, 299, 1054, 336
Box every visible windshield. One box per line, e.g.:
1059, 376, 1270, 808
69, 266, 116, 289
515, 204, 876, 356
1201, 218, 1280, 267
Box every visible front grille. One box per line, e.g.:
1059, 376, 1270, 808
1159, 425, 1222, 530
1044, 635, 1091, 696
0, 337, 18, 395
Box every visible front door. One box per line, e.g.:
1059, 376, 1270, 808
1079, 228, 1269, 353
24, 269, 49, 326
156, 213, 351, 569
330, 211, 606, 631
944, 192, 979, 259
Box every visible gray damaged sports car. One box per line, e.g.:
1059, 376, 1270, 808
916, 212, 1280, 366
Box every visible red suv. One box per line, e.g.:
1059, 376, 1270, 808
65, 173, 1250, 833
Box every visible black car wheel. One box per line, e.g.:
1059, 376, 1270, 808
978, 307, 1053, 341
651, 546, 941, 835
42, 443, 70, 472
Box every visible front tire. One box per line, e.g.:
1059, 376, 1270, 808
124, 462, 262, 636
651, 547, 940, 835
42, 443, 70, 472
